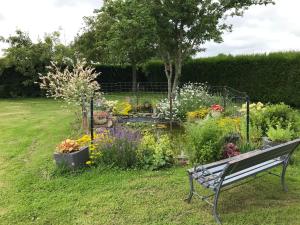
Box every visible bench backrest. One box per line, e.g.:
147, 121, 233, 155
222, 138, 300, 177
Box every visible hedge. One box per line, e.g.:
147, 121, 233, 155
94, 64, 146, 83
1, 52, 300, 107
143, 52, 300, 107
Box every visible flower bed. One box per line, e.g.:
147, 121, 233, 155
54, 83, 300, 170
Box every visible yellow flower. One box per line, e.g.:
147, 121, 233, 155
86, 161, 92, 165
89, 144, 96, 151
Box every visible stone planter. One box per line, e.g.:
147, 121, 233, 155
54, 147, 89, 169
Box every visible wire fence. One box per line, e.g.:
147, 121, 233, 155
90, 82, 250, 141
100, 82, 249, 116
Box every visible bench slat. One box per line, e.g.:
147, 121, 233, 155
188, 149, 262, 174
198, 159, 283, 189
192, 164, 226, 180
224, 158, 283, 180
223, 139, 300, 177
195, 159, 283, 189
222, 160, 283, 187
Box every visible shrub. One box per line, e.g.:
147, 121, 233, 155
157, 83, 216, 120
95, 127, 141, 168
240, 115, 263, 148
89, 127, 175, 170
185, 119, 225, 163
137, 133, 174, 170
267, 124, 293, 142
113, 101, 132, 116
252, 103, 300, 136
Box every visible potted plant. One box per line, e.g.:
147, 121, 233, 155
54, 139, 90, 169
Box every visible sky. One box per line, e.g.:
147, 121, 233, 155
0, 0, 300, 58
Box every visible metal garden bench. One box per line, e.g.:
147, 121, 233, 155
186, 138, 300, 224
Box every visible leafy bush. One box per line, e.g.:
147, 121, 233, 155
250, 103, 300, 137
92, 127, 141, 168
89, 127, 175, 170
112, 101, 132, 116
185, 119, 225, 163
267, 124, 293, 142
100, 138, 139, 168
137, 133, 174, 170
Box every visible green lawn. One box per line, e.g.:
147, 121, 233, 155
1, 99, 300, 225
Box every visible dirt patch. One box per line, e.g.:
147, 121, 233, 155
0, 208, 8, 216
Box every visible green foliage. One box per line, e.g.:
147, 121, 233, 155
239, 142, 258, 154
157, 83, 217, 120
259, 103, 300, 135
3, 51, 300, 103
185, 120, 225, 164
143, 52, 300, 107
75, 0, 156, 90
0, 30, 75, 97
100, 138, 139, 169
148, 0, 273, 96
137, 133, 174, 170
240, 116, 263, 147
267, 124, 294, 142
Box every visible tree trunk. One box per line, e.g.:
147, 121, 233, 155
164, 61, 173, 100
172, 50, 183, 94
82, 104, 88, 134
81, 95, 88, 134
132, 63, 137, 92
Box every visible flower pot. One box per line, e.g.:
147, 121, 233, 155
54, 146, 89, 169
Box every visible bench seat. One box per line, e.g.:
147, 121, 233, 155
186, 138, 300, 224
195, 158, 284, 189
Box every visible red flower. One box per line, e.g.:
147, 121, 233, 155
211, 104, 224, 112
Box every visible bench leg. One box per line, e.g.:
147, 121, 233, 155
281, 161, 289, 192
186, 174, 194, 203
213, 186, 222, 224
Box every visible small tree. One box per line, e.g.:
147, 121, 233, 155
39, 60, 101, 133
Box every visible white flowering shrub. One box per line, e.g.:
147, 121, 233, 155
156, 83, 215, 120
39, 60, 102, 132
39, 60, 101, 104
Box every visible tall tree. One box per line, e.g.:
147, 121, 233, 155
149, 0, 274, 98
77, 0, 156, 91
1, 30, 75, 88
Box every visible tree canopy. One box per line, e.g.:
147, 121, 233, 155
148, 0, 275, 97
74, 0, 157, 90
1, 30, 75, 88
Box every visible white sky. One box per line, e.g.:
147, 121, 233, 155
0, 0, 300, 57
